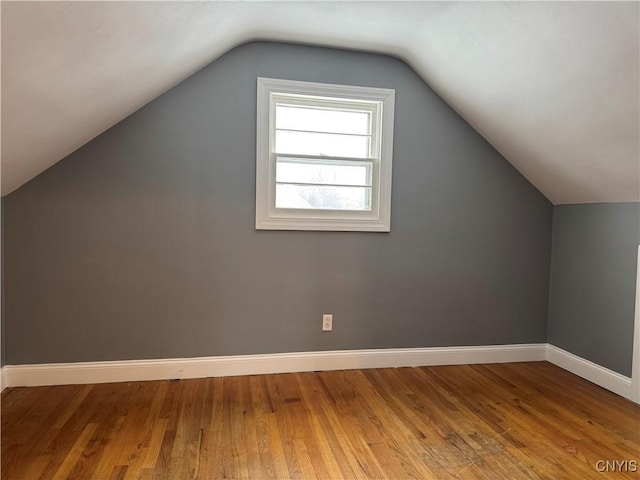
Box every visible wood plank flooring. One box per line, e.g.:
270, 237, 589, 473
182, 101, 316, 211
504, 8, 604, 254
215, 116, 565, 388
2, 361, 639, 479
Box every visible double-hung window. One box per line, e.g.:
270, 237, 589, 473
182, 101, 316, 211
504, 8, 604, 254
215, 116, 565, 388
256, 77, 395, 231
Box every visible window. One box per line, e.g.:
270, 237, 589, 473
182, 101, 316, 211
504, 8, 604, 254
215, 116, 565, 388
256, 77, 395, 231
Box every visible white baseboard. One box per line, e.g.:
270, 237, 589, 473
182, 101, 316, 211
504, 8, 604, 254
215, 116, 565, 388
546, 344, 633, 401
1, 366, 7, 393
3, 343, 636, 404
2, 343, 547, 388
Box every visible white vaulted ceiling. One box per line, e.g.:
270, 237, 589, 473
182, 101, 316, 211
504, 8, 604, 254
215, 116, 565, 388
1, 1, 638, 204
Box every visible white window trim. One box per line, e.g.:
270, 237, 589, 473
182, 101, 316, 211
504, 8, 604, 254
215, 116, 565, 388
255, 77, 395, 232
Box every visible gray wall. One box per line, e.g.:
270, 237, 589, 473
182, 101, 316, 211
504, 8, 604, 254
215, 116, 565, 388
1, 197, 4, 366
3, 42, 552, 365
548, 202, 639, 376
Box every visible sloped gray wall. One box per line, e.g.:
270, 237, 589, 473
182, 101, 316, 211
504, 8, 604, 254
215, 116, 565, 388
548, 202, 639, 376
3, 42, 552, 364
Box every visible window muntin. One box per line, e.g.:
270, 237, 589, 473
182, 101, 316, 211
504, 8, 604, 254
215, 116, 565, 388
256, 78, 394, 231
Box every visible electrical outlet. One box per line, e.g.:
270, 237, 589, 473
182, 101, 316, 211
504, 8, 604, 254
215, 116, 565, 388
322, 314, 333, 331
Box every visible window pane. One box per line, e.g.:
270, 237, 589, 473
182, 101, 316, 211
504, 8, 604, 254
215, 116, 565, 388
276, 157, 372, 187
276, 130, 370, 158
276, 184, 372, 210
276, 105, 371, 135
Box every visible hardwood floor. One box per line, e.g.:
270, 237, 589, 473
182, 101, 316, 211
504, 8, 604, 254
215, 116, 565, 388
2, 361, 639, 479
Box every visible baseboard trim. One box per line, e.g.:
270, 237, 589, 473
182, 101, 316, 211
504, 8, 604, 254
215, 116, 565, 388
546, 344, 633, 401
1, 366, 7, 393
4, 344, 636, 404
3, 343, 547, 388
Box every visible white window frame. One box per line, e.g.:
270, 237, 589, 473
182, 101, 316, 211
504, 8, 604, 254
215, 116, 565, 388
255, 77, 395, 232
